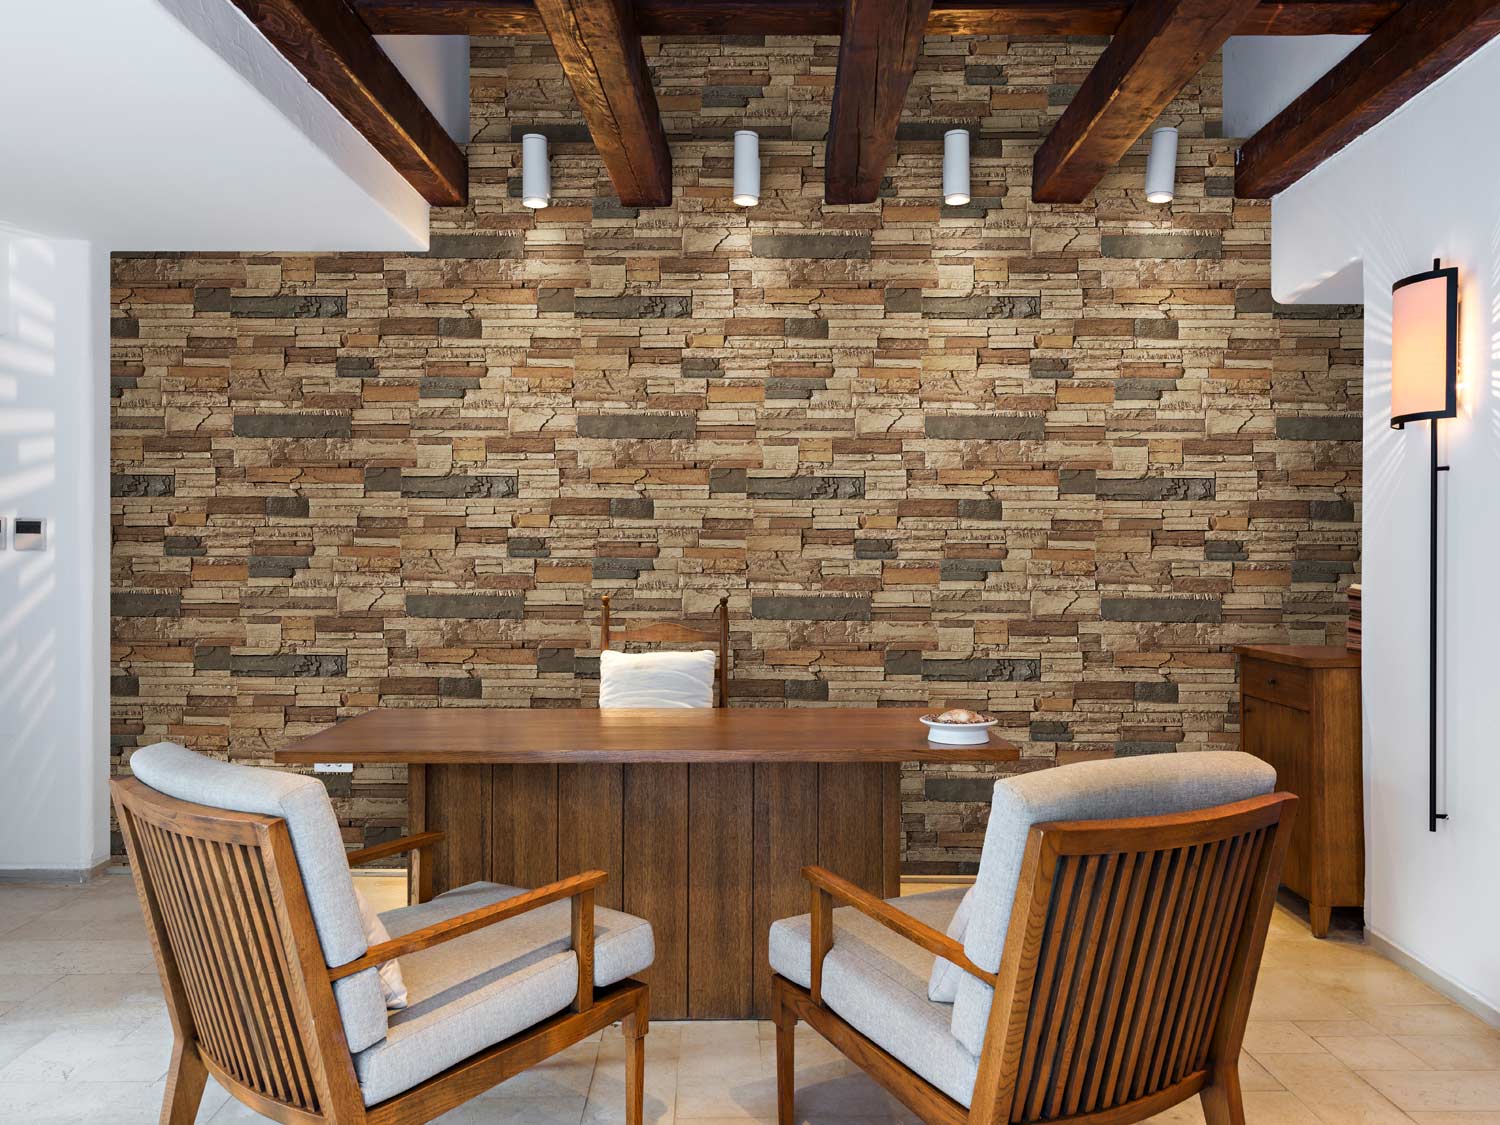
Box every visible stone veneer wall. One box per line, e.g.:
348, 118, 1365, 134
108, 35, 1361, 872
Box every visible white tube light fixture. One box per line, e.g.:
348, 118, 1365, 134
943, 128, 970, 206
1144, 126, 1178, 204
522, 132, 550, 209
733, 129, 760, 207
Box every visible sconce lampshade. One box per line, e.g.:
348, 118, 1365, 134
521, 133, 550, 209
1144, 127, 1178, 204
733, 130, 760, 207
943, 129, 970, 206
1391, 260, 1458, 429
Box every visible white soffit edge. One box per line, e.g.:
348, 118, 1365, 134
0, 0, 430, 251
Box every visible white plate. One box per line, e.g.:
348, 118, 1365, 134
920, 716, 997, 745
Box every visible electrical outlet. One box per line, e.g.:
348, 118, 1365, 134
314, 762, 354, 773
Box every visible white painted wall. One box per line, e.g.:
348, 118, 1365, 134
0, 230, 110, 876
0, 0, 429, 250
0, 0, 456, 874
1222, 35, 1364, 138
378, 35, 472, 144
1272, 37, 1500, 1021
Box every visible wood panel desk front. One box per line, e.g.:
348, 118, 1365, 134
279, 707, 1018, 1018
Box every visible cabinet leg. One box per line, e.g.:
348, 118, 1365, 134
1309, 903, 1332, 939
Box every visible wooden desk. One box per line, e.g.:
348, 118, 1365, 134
279, 707, 1017, 1018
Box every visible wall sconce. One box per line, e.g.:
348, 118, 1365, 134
943, 129, 970, 206
1391, 257, 1458, 832
733, 130, 760, 207
521, 132, 550, 209
1144, 126, 1178, 204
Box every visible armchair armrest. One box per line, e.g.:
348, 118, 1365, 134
332, 869, 608, 1011
801, 865, 995, 1003
345, 831, 444, 867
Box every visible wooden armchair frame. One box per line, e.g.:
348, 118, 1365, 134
112, 777, 649, 1125
772, 793, 1296, 1125
600, 592, 731, 706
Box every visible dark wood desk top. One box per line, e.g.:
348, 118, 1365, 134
276, 707, 1021, 765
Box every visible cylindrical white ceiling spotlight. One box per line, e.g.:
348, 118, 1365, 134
521, 132, 551, 209
1144, 126, 1178, 204
733, 129, 760, 207
943, 128, 971, 207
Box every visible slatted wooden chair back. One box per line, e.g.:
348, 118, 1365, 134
599, 593, 731, 706
972, 792, 1295, 1125
112, 776, 363, 1122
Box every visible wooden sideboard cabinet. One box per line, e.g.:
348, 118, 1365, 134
1235, 645, 1363, 937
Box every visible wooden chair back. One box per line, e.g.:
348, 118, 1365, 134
111, 776, 363, 1122
599, 593, 731, 707
970, 792, 1295, 1124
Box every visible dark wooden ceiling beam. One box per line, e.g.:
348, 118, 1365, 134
825, 0, 934, 205
231, 0, 467, 205
352, 0, 1400, 38
533, 0, 672, 206
1031, 0, 1262, 203
1237, 0, 1500, 197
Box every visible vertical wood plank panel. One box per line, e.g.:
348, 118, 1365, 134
817, 762, 884, 892
624, 764, 689, 1019
559, 763, 624, 909
688, 762, 754, 1018
407, 763, 427, 904
426, 764, 489, 894
753, 762, 819, 1017
880, 761, 902, 899
493, 764, 561, 890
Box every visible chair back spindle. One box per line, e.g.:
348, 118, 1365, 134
113, 778, 361, 1121
974, 793, 1294, 1124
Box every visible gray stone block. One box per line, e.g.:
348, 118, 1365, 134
1100, 234, 1222, 260
230, 653, 347, 678
751, 234, 872, 259
407, 594, 524, 619
114, 592, 181, 618
578, 414, 696, 439
112, 473, 175, 497
1276, 417, 1360, 441
233, 414, 351, 439
747, 475, 864, 499
401, 474, 518, 499
1101, 597, 1222, 623
924, 415, 1044, 440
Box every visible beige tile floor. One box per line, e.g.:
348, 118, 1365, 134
2, 873, 1498, 1124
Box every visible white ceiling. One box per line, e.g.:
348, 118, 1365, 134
0, 0, 454, 251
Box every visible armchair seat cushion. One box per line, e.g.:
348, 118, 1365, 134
768, 888, 978, 1106
354, 882, 654, 1106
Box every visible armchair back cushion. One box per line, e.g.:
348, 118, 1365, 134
599, 649, 717, 709
128, 742, 389, 1053
951, 751, 1276, 1055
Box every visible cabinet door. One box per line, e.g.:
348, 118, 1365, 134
1243, 695, 1312, 900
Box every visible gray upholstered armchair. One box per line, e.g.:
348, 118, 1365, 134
768, 751, 1295, 1125
115, 742, 654, 1125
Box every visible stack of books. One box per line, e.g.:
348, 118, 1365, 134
1347, 584, 1361, 651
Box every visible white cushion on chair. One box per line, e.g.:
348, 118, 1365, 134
127, 742, 389, 1054
949, 751, 1277, 1056
354, 886, 408, 1009
599, 648, 716, 708
925, 887, 975, 1003
769, 888, 979, 1106
354, 881, 654, 1105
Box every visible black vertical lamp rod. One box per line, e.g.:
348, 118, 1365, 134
1430, 420, 1448, 833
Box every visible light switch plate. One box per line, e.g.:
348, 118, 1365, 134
13, 518, 44, 551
